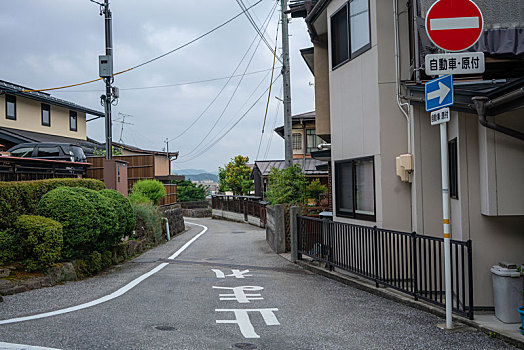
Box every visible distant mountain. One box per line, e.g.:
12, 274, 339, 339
173, 168, 218, 176
185, 173, 219, 183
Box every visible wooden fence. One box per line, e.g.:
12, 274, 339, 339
161, 184, 177, 206
87, 155, 155, 190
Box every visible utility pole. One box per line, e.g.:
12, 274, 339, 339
93, 0, 116, 159
281, 0, 293, 168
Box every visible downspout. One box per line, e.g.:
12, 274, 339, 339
472, 95, 524, 142
412, 0, 421, 83
394, 0, 412, 153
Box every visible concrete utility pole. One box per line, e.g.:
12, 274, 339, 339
281, 0, 293, 168
103, 0, 114, 160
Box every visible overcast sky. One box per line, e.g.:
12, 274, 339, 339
0, 0, 314, 173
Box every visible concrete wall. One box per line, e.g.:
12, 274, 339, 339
265, 204, 285, 254
0, 95, 87, 140
211, 209, 261, 227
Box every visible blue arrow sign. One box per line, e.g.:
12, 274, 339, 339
425, 75, 454, 112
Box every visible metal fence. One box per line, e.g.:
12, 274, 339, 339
297, 216, 474, 319
0, 156, 90, 181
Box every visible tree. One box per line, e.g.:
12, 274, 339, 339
306, 179, 328, 205
218, 155, 254, 195
265, 164, 307, 205
175, 180, 206, 202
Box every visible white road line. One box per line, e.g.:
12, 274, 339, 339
0, 342, 61, 350
0, 221, 207, 326
430, 16, 479, 31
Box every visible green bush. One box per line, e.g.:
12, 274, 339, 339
101, 250, 113, 269
0, 178, 105, 230
0, 229, 19, 266
265, 164, 307, 205
73, 251, 102, 278
133, 202, 163, 244
129, 190, 153, 205
37, 187, 100, 259
69, 187, 122, 251
175, 180, 206, 202
99, 189, 135, 236
132, 179, 166, 205
15, 215, 63, 271
306, 179, 328, 204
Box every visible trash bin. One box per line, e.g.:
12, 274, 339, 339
491, 262, 524, 323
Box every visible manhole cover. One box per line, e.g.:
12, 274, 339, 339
204, 257, 233, 261
154, 325, 176, 331
233, 343, 258, 349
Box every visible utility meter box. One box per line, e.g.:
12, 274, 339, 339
99, 55, 113, 78
103, 159, 128, 196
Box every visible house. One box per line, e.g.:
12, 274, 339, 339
253, 111, 329, 199
290, 0, 524, 310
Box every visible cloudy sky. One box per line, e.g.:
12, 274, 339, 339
0, 0, 314, 173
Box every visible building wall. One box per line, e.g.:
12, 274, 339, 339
154, 154, 170, 176
412, 104, 524, 307
0, 95, 86, 140
314, 39, 331, 141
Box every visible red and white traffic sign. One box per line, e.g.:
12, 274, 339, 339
425, 0, 484, 52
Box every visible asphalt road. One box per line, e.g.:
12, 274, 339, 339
0, 218, 515, 350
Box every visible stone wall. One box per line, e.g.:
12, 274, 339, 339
162, 207, 185, 235
183, 208, 212, 218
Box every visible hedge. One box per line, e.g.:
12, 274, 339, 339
0, 229, 19, 266
100, 189, 135, 236
37, 187, 100, 259
69, 187, 122, 251
0, 178, 105, 230
15, 215, 63, 271
132, 179, 166, 205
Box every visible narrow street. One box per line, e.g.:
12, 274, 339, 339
0, 218, 515, 350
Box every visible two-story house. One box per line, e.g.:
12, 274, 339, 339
291, 0, 524, 310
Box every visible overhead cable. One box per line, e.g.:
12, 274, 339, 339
21, 0, 263, 93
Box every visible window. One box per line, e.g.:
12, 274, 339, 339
41, 104, 50, 126
335, 156, 375, 220
306, 129, 322, 154
10, 147, 34, 158
330, 1, 371, 69
70, 111, 77, 131
292, 133, 302, 150
5, 95, 16, 120
37, 146, 60, 157
449, 138, 458, 199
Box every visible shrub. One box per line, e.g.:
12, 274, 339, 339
73, 251, 102, 278
306, 179, 328, 204
69, 187, 121, 251
0, 229, 19, 266
15, 215, 63, 271
0, 178, 105, 230
175, 180, 206, 202
129, 190, 153, 205
133, 202, 163, 245
132, 179, 166, 205
99, 189, 135, 236
265, 164, 307, 205
37, 187, 100, 259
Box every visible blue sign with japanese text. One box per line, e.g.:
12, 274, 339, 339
425, 75, 454, 112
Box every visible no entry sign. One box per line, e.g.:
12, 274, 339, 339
425, 0, 484, 52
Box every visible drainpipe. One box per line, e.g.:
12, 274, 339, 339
394, 0, 412, 153
472, 93, 524, 142
412, 0, 421, 83
162, 217, 171, 241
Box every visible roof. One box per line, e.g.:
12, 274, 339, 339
0, 80, 104, 117
112, 141, 179, 158
254, 158, 328, 177
0, 126, 102, 154
274, 111, 315, 138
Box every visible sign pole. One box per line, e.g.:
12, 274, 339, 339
440, 119, 452, 329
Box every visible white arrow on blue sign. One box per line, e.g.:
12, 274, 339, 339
425, 75, 454, 112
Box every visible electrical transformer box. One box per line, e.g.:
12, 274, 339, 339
99, 55, 113, 78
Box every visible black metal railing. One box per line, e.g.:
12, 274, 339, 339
297, 216, 474, 319
0, 157, 90, 181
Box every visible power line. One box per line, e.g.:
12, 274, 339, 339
168, 1, 278, 144
263, 86, 283, 160
22, 1, 263, 93
177, 74, 282, 164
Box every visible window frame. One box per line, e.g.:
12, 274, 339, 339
41, 103, 51, 127
292, 132, 302, 151
449, 138, 458, 200
5, 95, 16, 120
306, 128, 321, 154
69, 110, 77, 131
335, 156, 376, 221
330, 0, 371, 70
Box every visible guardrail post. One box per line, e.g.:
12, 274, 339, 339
412, 231, 418, 301
373, 226, 379, 287
467, 239, 474, 320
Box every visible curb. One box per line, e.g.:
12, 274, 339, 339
296, 260, 524, 350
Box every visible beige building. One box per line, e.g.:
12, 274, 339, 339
291, 0, 524, 311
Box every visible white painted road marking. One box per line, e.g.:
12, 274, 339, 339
215, 309, 280, 339
0, 221, 207, 326
430, 16, 479, 31
212, 269, 252, 279
0, 342, 61, 350
213, 286, 264, 303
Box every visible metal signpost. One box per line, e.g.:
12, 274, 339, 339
424, 0, 484, 330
